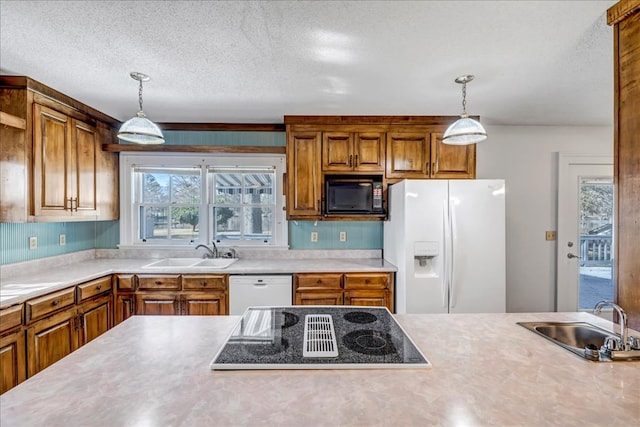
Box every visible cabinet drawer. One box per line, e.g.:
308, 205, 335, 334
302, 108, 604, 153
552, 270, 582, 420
26, 287, 76, 322
77, 276, 112, 302
182, 275, 226, 291
115, 274, 136, 291
137, 275, 181, 291
0, 304, 23, 333
343, 273, 391, 290
294, 274, 342, 290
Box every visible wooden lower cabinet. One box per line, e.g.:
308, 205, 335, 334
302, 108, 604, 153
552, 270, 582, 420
293, 272, 394, 312
0, 328, 26, 394
77, 294, 112, 346
113, 274, 136, 325
0, 304, 26, 394
135, 293, 180, 315
132, 274, 229, 316
182, 292, 226, 315
26, 307, 79, 377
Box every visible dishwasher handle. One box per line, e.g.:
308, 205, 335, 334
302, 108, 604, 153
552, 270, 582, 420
253, 280, 267, 287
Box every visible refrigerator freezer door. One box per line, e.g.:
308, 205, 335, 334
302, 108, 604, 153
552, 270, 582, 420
404, 180, 448, 314
448, 180, 506, 313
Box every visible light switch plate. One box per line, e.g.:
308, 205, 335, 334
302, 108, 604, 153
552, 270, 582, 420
29, 236, 37, 250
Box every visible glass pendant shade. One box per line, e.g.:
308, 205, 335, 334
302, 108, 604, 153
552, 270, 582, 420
118, 112, 165, 145
117, 71, 165, 145
442, 116, 487, 145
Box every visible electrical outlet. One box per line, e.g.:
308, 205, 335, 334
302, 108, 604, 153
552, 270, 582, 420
545, 230, 556, 241
311, 231, 318, 242
59, 234, 66, 246
29, 236, 37, 250
339, 231, 347, 242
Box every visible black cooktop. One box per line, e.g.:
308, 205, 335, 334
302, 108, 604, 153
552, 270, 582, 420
210, 306, 431, 370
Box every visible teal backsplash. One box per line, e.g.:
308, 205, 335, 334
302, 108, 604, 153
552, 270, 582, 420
0, 221, 119, 265
288, 221, 383, 249
156, 131, 285, 146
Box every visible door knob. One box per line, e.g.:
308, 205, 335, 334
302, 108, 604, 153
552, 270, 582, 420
567, 253, 581, 259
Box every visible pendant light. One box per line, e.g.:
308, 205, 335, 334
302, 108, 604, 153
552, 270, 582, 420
442, 74, 487, 145
117, 72, 165, 145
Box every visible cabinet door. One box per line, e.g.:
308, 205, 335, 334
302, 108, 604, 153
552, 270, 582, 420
322, 132, 353, 171
353, 132, 385, 172
114, 293, 135, 325
135, 293, 180, 315
294, 291, 343, 306
286, 131, 322, 218
181, 293, 227, 315
77, 295, 111, 346
344, 290, 390, 309
430, 133, 476, 179
0, 328, 26, 394
32, 103, 71, 217
70, 119, 98, 213
385, 132, 430, 178
26, 308, 79, 377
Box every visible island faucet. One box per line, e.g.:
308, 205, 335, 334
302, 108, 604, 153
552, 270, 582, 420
195, 242, 217, 259
593, 300, 628, 350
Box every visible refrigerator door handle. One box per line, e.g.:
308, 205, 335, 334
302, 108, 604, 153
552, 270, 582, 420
442, 200, 450, 308
449, 198, 457, 309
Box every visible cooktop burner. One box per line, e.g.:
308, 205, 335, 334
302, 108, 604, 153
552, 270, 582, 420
210, 306, 430, 370
343, 311, 378, 324
343, 330, 397, 356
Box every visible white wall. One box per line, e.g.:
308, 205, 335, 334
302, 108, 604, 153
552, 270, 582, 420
476, 125, 612, 312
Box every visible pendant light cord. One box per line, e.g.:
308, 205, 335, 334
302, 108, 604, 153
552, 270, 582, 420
461, 81, 467, 117
138, 79, 144, 113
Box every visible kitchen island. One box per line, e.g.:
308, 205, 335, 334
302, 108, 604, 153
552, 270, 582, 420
1, 312, 638, 426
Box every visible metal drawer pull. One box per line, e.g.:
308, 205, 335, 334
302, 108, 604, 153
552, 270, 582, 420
155, 281, 162, 285
200, 281, 207, 287
97, 285, 102, 290
52, 300, 59, 306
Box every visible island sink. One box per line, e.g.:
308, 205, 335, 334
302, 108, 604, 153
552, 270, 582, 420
518, 321, 640, 362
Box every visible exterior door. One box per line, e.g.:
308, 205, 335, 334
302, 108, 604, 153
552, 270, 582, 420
557, 154, 613, 313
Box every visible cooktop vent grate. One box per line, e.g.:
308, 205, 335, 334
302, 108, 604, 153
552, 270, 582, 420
303, 314, 339, 358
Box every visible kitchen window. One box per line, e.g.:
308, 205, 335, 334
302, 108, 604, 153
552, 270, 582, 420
119, 153, 287, 248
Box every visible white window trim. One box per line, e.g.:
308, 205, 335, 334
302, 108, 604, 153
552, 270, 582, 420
119, 152, 288, 249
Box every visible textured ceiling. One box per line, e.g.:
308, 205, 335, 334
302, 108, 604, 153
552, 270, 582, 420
0, 1, 616, 126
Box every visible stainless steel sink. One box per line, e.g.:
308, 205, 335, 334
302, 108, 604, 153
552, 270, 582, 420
517, 321, 628, 362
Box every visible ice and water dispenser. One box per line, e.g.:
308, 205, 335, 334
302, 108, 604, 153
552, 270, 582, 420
414, 241, 439, 277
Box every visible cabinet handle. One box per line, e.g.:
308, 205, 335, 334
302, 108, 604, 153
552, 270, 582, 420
200, 281, 207, 287
97, 285, 102, 290
73, 198, 78, 212
349, 155, 353, 167
74, 315, 79, 330
52, 300, 60, 306
155, 281, 162, 285
316, 279, 322, 284
129, 299, 134, 315
355, 155, 358, 167
432, 162, 435, 176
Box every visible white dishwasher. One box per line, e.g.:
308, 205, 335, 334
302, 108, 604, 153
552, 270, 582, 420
229, 275, 293, 315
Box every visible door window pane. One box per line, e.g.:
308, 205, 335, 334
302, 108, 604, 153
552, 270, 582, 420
579, 177, 613, 309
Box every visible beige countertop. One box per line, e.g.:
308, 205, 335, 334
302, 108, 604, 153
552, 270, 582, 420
0, 256, 396, 308
1, 312, 638, 426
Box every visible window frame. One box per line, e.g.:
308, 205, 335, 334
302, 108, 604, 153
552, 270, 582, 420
119, 152, 288, 249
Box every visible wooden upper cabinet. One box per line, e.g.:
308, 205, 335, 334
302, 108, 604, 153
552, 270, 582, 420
33, 103, 98, 219
386, 132, 476, 179
322, 132, 385, 172
386, 132, 430, 178
430, 133, 476, 179
286, 131, 322, 218
0, 77, 119, 223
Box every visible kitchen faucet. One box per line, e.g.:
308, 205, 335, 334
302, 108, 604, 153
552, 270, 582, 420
593, 300, 628, 351
195, 242, 217, 259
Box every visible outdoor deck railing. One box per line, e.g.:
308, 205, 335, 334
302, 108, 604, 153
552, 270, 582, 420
580, 235, 612, 266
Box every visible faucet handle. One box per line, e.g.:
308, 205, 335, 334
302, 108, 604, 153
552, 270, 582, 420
628, 336, 640, 350
603, 336, 622, 351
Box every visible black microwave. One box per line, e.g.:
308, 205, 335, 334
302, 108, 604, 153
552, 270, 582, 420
325, 178, 384, 214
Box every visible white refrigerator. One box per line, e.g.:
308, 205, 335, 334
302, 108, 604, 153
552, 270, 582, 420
384, 179, 506, 314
